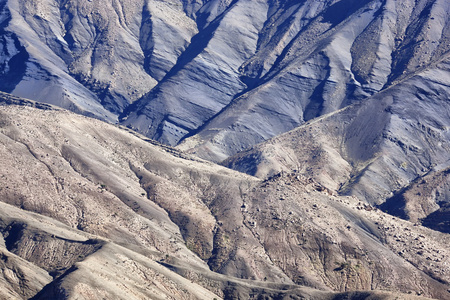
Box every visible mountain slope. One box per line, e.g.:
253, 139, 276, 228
0, 97, 449, 299
1, 0, 449, 162
0, 0, 197, 120
0, 1, 449, 299
222, 57, 450, 233
177, 0, 450, 161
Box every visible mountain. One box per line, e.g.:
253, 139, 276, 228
1, 0, 450, 298
175, 0, 450, 162
0, 0, 198, 120
1, 0, 449, 159
221, 54, 450, 233
0, 94, 449, 299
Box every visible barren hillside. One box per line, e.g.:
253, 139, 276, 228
1, 0, 449, 160
0, 97, 448, 299
0, 0, 449, 299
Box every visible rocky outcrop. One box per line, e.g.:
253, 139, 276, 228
1, 220, 104, 277
0, 246, 51, 299
380, 167, 450, 233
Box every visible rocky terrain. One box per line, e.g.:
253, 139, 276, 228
0, 0, 449, 299
0, 0, 448, 155
221, 58, 450, 232
177, 0, 450, 161
0, 98, 448, 299
1, 0, 448, 214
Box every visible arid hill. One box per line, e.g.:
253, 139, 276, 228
0, 0, 448, 161
0, 1, 449, 298
0, 96, 448, 299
